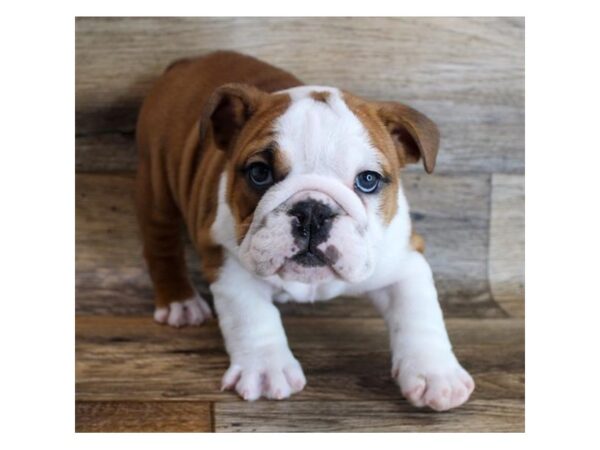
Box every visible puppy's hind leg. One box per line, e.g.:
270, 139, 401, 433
135, 159, 212, 327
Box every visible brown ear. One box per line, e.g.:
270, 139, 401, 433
199, 83, 266, 152
376, 102, 440, 173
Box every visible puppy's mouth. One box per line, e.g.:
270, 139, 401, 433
277, 244, 342, 283
292, 249, 328, 267
292, 241, 341, 267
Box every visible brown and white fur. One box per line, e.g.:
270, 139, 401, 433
135, 51, 474, 410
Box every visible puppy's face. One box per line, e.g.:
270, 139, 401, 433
201, 85, 439, 284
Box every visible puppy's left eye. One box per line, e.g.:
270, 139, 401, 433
355, 171, 382, 194
247, 162, 274, 188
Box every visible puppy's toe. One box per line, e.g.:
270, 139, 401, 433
221, 365, 243, 391
422, 375, 454, 411
264, 369, 292, 400
399, 375, 427, 408
166, 302, 187, 327
153, 307, 169, 323
235, 370, 262, 401
154, 293, 213, 328
284, 364, 307, 392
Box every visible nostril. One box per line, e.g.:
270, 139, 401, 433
288, 203, 311, 227
313, 204, 335, 225
314, 210, 332, 225
292, 211, 307, 224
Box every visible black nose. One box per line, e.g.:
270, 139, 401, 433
288, 200, 335, 242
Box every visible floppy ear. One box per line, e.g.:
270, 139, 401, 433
199, 83, 266, 152
376, 102, 440, 174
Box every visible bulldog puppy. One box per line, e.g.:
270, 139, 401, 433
135, 51, 475, 410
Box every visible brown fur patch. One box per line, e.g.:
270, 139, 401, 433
225, 93, 293, 243
310, 91, 331, 103
410, 232, 425, 253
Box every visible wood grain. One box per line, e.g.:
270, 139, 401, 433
76, 172, 503, 318
75, 401, 212, 432
75, 17, 524, 174
403, 173, 497, 316
76, 132, 135, 173
489, 175, 525, 317
214, 399, 524, 432
76, 316, 524, 404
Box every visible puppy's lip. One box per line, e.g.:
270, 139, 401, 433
291, 250, 327, 267
276, 255, 343, 281
277, 260, 337, 283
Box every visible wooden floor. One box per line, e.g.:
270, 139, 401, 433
75, 17, 524, 432
76, 315, 524, 432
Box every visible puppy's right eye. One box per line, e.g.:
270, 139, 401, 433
355, 171, 382, 194
247, 162, 274, 189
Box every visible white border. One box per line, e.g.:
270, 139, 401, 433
4, 0, 600, 448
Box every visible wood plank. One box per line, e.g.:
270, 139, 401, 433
76, 316, 524, 404
75, 401, 212, 432
75, 17, 524, 174
76, 132, 136, 173
76, 172, 502, 317
403, 173, 498, 316
76, 172, 155, 315
214, 399, 524, 432
489, 175, 524, 317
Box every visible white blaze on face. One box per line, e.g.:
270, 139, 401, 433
237, 86, 391, 284
276, 86, 381, 182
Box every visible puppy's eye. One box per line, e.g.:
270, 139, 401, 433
355, 171, 382, 194
247, 162, 274, 188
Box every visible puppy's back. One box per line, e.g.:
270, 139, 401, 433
136, 51, 302, 164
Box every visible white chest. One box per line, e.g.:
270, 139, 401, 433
270, 278, 350, 303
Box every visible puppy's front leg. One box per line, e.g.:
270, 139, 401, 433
211, 259, 306, 401
371, 251, 475, 411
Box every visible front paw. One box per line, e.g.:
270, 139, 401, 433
221, 348, 306, 401
392, 352, 475, 411
154, 293, 213, 328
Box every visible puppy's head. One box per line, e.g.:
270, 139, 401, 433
200, 84, 439, 284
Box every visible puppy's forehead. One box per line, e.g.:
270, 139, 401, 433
273, 86, 380, 178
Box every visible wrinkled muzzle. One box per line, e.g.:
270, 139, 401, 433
238, 174, 375, 284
